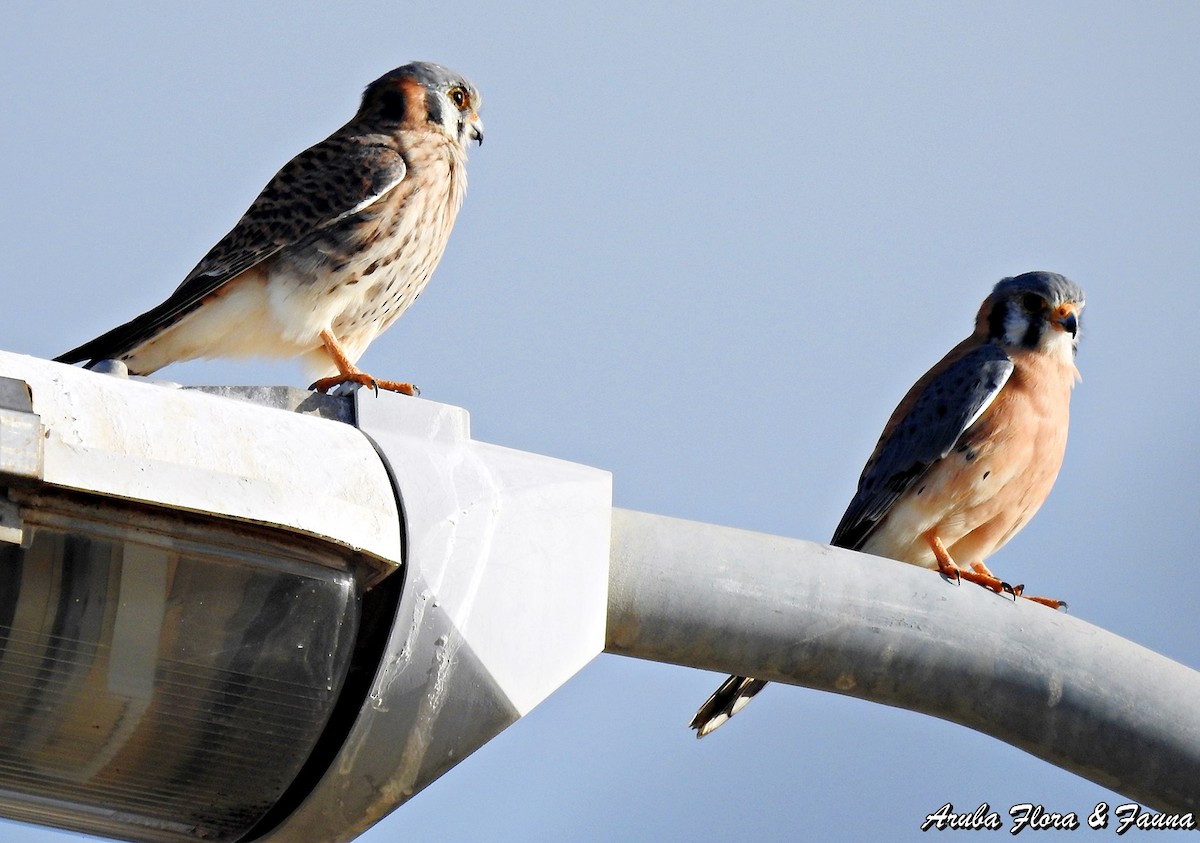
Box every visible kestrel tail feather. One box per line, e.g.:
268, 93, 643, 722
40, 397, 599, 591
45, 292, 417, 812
689, 676, 767, 737
54, 293, 208, 372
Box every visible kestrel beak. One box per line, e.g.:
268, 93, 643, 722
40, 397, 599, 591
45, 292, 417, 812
1051, 304, 1080, 338
467, 112, 484, 146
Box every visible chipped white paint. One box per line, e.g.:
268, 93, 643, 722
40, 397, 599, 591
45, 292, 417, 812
0, 350, 401, 571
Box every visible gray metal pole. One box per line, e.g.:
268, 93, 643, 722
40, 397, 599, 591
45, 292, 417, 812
606, 507, 1200, 812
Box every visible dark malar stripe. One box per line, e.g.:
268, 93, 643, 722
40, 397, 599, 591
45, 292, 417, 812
425, 90, 443, 128
1021, 316, 1044, 348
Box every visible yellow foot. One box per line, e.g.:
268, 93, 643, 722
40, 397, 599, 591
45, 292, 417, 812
973, 564, 1067, 610
1016, 592, 1068, 611
310, 373, 419, 396
925, 533, 1065, 609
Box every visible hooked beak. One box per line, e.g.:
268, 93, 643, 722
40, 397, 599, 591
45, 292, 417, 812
467, 112, 484, 146
1052, 304, 1080, 338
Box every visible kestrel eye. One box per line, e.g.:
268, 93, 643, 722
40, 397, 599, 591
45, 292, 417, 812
1021, 293, 1046, 313
449, 87, 468, 108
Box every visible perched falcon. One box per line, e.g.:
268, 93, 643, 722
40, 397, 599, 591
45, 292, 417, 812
691, 271, 1086, 737
56, 61, 484, 395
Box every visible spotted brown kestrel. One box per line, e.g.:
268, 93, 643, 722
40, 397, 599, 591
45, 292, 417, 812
690, 271, 1086, 737
56, 61, 483, 395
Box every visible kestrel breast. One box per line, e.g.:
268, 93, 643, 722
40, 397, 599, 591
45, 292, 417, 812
861, 352, 1073, 570
267, 135, 467, 366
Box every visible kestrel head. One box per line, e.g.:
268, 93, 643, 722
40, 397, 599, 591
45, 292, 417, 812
976, 270, 1085, 361
357, 61, 484, 149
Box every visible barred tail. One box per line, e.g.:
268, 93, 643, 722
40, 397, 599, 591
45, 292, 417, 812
54, 294, 204, 373
689, 675, 768, 738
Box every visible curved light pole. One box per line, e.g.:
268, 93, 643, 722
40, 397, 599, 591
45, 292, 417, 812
607, 507, 1200, 813
0, 348, 1196, 842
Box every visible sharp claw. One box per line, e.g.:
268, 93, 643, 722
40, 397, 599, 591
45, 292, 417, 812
309, 373, 420, 397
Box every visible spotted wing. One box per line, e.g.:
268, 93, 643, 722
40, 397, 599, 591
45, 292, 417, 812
830, 344, 1014, 551
55, 136, 407, 366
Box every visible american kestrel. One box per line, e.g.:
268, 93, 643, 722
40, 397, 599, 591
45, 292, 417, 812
56, 61, 483, 395
691, 271, 1085, 737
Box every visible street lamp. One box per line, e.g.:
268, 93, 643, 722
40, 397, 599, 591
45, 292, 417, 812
0, 350, 610, 842
0, 348, 1197, 842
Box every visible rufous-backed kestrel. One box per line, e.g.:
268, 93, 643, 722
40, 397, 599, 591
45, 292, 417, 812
691, 271, 1086, 737
56, 61, 483, 395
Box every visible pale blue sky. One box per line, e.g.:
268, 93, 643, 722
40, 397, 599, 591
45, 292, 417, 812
3, 3, 1198, 841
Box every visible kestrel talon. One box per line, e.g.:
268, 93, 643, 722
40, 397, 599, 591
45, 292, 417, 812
56, 61, 484, 395
691, 271, 1086, 737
